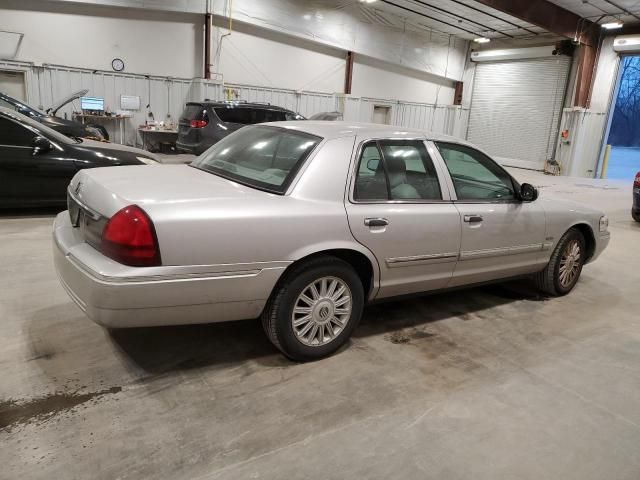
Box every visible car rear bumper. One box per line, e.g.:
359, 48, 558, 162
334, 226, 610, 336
175, 141, 198, 154
53, 212, 288, 328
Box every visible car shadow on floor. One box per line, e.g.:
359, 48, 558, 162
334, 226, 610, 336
107, 279, 547, 374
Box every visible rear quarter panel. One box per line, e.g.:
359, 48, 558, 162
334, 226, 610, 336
146, 135, 378, 271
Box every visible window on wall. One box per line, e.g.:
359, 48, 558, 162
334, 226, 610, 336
436, 142, 516, 201
354, 140, 441, 201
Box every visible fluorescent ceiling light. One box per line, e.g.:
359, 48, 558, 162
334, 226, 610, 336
473, 37, 491, 43
359, 0, 378, 3
602, 21, 623, 29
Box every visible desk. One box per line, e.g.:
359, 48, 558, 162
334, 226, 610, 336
138, 127, 178, 152
73, 114, 127, 144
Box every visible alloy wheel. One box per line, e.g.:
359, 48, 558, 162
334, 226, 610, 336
558, 239, 582, 288
291, 276, 352, 347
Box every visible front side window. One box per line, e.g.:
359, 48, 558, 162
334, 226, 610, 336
191, 125, 321, 194
0, 117, 36, 146
436, 142, 516, 201
354, 140, 442, 201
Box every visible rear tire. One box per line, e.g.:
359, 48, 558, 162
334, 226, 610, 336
261, 257, 364, 362
534, 228, 586, 296
632, 210, 640, 223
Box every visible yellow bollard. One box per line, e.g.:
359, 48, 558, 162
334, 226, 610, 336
601, 144, 611, 179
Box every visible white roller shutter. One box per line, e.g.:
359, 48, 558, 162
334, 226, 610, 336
467, 56, 571, 170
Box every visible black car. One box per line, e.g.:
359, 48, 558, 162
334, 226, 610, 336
0, 107, 157, 207
633, 171, 640, 222
0, 90, 108, 140
177, 101, 304, 154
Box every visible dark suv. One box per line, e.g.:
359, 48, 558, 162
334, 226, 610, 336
177, 101, 304, 155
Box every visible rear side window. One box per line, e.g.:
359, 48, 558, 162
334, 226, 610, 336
354, 140, 442, 201
214, 107, 288, 124
191, 125, 321, 194
181, 105, 208, 121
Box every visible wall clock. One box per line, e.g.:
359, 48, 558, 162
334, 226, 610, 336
111, 58, 125, 72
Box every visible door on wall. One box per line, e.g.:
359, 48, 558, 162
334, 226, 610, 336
467, 56, 571, 170
601, 55, 640, 180
372, 105, 391, 125
0, 71, 26, 101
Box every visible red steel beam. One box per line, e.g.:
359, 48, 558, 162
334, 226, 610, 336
344, 51, 354, 95
473, 0, 600, 107
473, 0, 596, 46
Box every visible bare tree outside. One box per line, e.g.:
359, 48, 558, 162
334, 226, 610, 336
609, 56, 640, 147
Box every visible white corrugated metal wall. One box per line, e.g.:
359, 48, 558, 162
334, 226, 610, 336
1, 60, 470, 147
467, 56, 571, 170
556, 109, 609, 177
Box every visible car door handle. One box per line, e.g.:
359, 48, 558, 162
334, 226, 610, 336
364, 217, 389, 227
464, 215, 483, 223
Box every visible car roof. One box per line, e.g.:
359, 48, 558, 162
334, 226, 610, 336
262, 120, 468, 144
187, 101, 294, 112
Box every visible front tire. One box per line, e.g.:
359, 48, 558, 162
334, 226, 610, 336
632, 209, 640, 223
261, 257, 364, 362
534, 228, 586, 296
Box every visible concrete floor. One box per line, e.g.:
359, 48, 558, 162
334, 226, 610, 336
1, 167, 639, 480
608, 147, 640, 180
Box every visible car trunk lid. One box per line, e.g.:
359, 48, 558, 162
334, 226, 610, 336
68, 164, 272, 219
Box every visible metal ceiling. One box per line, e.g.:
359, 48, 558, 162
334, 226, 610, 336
546, 0, 640, 24
358, 0, 554, 41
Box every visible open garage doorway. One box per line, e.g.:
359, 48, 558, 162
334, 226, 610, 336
603, 55, 640, 180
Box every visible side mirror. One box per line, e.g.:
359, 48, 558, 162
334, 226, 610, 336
32, 136, 52, 155
520, 183, 538, 202
367, 159, 380, 172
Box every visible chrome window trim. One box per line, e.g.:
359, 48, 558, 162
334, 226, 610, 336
347, 137, 453, 205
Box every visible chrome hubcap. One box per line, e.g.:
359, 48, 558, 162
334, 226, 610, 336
559, 239, 581, 288
291, 277, 352, 347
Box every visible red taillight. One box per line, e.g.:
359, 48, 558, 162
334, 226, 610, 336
635, 172, 640, 188
190, 119, 208, 128
101, 205, 161, 267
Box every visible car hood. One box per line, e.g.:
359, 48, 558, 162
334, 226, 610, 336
48, 89, 89, 115
70, 164, 275, 218
78, 139, 159, 161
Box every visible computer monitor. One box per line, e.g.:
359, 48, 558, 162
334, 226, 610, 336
81, 96, 104, 112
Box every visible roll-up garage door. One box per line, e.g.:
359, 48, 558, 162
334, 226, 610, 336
467, 56, 571, 170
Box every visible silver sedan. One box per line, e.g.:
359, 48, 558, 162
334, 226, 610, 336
53, 122, 610, 361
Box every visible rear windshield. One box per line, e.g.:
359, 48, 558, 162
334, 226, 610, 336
181, 104, 208, 121
191, 125, 321, 194
214, 107, 291, 124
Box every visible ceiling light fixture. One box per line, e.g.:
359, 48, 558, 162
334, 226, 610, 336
602, 21, 623, 29
473, 37, 491, 43
359, 0, 378, 3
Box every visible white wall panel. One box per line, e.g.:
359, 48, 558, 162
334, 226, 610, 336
213, 21, 345, 94
0, 2, 204, 78
590, 37, 620, 112
210, 0, 468, 82
556, 109, 608, 177
351, 56, 456, 104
